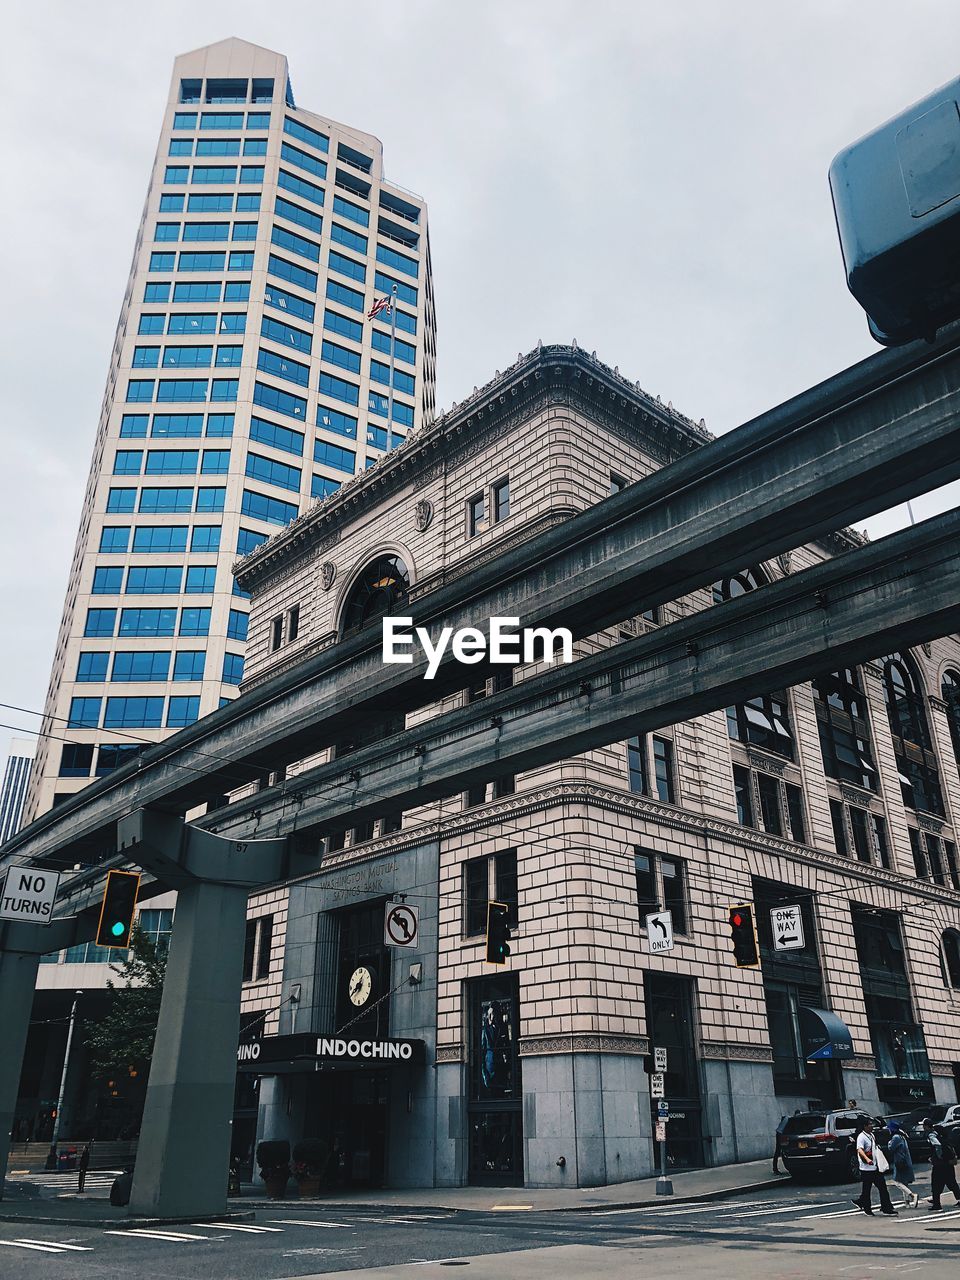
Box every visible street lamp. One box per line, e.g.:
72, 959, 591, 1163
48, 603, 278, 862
45, 990, 83, 1171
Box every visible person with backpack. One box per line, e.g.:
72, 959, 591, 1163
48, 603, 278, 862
922, 1118, 960, 1211
885, 1121, 919, 1208
852, 1118, 897, 1216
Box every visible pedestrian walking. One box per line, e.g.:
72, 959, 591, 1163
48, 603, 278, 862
885, 1121, 919, 1208
77, 1142, 90, 1193
852, 1118, 896, 1216
923, 1118, 960, 1211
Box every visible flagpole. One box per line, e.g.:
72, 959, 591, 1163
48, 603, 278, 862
386, 284, 398, 452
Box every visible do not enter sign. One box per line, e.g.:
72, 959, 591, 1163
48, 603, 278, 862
384, 901, 420, 949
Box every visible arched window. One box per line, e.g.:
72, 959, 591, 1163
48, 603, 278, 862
881, 652, 943, 816
941, 670, 960, 774
340, 554, 410, 635
942, 929, 960, 989
714, 567, 794, 758
812, 669, 877, 791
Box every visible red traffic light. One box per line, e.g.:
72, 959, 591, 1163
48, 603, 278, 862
727, 902, 760, 969
732, 912, 743, 927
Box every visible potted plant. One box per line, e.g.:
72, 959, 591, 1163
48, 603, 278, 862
256, 1139, 291, 1199
292, 1139, 329, 1198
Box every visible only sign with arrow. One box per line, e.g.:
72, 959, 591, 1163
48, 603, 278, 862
645, 909, 674, 954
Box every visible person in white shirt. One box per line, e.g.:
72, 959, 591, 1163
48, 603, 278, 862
853, 1118, 896, 1216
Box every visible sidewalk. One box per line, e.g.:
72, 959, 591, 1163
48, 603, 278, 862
0, 1158, 785, 1226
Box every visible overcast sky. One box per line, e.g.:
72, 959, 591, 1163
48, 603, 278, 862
2, 0, 959, 751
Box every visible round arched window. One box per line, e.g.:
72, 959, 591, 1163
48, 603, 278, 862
712, 566, 767, 605
341, 555, 410, 634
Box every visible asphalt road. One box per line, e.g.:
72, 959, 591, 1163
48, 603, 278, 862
1, 1180, 959, 1279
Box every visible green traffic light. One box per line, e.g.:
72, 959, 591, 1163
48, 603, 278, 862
111, 921, 125, 937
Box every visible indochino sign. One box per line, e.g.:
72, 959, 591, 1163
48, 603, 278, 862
237, 1032, 426, 1073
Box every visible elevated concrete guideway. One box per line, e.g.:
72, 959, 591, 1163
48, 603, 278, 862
6, 326, 960, 876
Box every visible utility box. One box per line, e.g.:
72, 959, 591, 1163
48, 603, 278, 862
830, 78, 960, 345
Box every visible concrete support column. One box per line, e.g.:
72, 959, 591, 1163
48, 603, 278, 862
0, 947, 41, 1199
128, 877, 248, 1218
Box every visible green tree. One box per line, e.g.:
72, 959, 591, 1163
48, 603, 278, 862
84, 924, 166, 1088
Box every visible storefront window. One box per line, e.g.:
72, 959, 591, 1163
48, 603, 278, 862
467, 973, 522, 1184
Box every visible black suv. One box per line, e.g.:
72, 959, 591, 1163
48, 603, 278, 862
896, 1103, 960, 1160
780, 1109, 879, 1181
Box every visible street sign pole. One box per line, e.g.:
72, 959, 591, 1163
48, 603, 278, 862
656, 1107, 673, 1196
653, 1053, 673, 1195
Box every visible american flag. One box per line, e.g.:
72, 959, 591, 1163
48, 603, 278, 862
367, 295, 393, 320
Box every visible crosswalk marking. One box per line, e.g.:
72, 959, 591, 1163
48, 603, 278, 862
106, 1228, 212, 1242
14, 1239, 93, 1251
0, 1240, 91, 1254
592, 1199, 773, 1217
190, 1222, 283, 1232
269, 1218, 355, 1228
928, 1208, 960, 1221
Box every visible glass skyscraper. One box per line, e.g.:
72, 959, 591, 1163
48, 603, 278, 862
24, 38, 435, 822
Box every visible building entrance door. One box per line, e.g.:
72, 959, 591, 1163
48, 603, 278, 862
644, 971, 705, 1169
307, 1069, 388, 1188
466, 974, 523, 1185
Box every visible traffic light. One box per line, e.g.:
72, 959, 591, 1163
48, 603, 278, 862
95, 870, 141, 948
727, 902, 760, 968
485, 901, 512, 964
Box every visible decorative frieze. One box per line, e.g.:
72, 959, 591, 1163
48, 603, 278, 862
520, 1033, 649, 1057
701, 1041, 774, 1064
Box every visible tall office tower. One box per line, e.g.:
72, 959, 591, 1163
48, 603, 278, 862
0, 738, 35, 844
24, 38, 435, 823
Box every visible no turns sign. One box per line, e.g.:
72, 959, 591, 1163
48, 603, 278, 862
384, 901, 420, 949
0, 865, 62, 924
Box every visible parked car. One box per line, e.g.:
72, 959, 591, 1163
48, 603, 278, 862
896, 1103, 960, 1161
780, 1109, 879, 1181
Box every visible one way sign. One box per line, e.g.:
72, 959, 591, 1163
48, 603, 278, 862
645, 910, 674, 954
771, 904, 805, 952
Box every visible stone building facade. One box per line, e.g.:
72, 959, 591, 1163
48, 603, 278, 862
230, 344, 960, 1189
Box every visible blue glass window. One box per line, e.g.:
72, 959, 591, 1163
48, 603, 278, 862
319, 371, 359, 406
331, 222, 367, 254
144, 283, 171, 303
173, 112, 197, 130
223, 282, 250, 301
222, 652, 245, 685
201, 450, 230, 473
253, 380, 307, 419
374, 270, 417, 306
144, 450, 199, 474
68, 697, 101, 728
283, 117, 329, 153
333, 195, 369, 227
280, 141, 327, 179
370, 360, 415, 396
368, 394, 414, 428
264, 283, 315, 322
138, 315, 165, 335
246, 451, 301, 492
237, 527, 267, 555
268, 253, 317, 292
155, 222, 180, 241
104, 697, 164, 729
125, 565, 183, 593
132, 347, 160, 368
311, 475, 341, 500
190, 525, 221, 551
192, 165, 238, 184
173, 281, 221, 302
200, 111, 243, 129
150, 252, 175, 271
167, 313, 216, 334
159, 193, 185, 211
243, 138, 268, 156
391, 308, 417, 335
261, 315, 312, 354
371, 329, 416, 364
233, 580, 251, 601
163, 346, 211, 368
120, 413, 149, 437
179, 607, 211, 636
328, 250, 365, 283
77, 652, 109, 682
157, 379, 208, 402
164, 166, 189, 183
127, 379, 155, 403
106, 488, 136, 513
240, 166, 265, 183
205, 79, 248, 105
366, 424, 388, 450
320, 339, 360, 374
132, 526, 188, 553
113, 450, 143, 475
185, 565, 216, 593
211, 378, 238, 401
99, 527, 131, 553
219, 313, 247, 333
187, 193, 233, 212
250, 415, 304, 456
173, 651, 206, 681
169, 139, 193, 156
119, 607, 177, 637
195, 487, 226, 511
182, 221, 229, 241
92, 566, 124, 594
84, 608, 116, 637
247, 113, 271, 129
167, 696, 201, 727
257, 348, 309, 386
317, 406, 358, 438
227, 609, 249, 641
277, 168, 324, 207
228, 252, 253, 270
236, 193, 261, 211
139, 487, 193, 512
232, 221, 258, 240
205, 413, 235, 436
151, 413, 203, 437
314, 440, 355, 472
241, 488, 298, 526
112, 651, 171, 682
376, 243, 418, 279
324, 308, 362, 343
275, 196, 322, 235
178, 251, 226, 272
195, 138, 241, 156
327, 277, 363, 309
271, 224, 320, 262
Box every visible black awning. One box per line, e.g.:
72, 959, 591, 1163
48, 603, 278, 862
798, 1006, 855, 1061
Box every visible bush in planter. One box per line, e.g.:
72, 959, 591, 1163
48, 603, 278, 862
292, 1139, 329, 1195
256, 1139, 291, 1197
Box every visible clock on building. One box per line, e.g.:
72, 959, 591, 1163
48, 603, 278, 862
347, 965, 374, 1007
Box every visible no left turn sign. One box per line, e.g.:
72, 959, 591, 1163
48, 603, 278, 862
384, 901, 420, 949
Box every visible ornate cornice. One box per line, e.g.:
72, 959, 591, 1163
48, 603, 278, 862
845, 1056, 879, 1073
435, 1044, 463, 1064
929, 1059, 958, 1077
520, 1033, 649, 1057
701, 1041, 774, 1063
